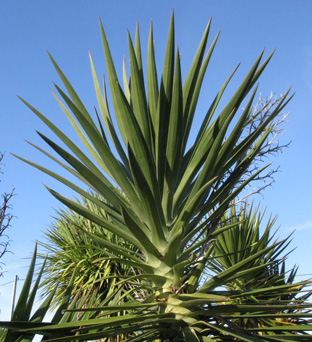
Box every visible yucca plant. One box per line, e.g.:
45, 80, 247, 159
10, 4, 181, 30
207, 203, 312, 333
2, 12, 312, 341
208, 204, 291, 292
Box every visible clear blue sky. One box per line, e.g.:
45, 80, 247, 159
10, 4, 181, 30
1, 1, 312, 320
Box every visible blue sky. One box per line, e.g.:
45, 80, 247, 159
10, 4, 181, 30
1, 1, 312, 320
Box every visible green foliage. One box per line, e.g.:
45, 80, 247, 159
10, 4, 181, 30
39, 192, 140, 310
1, 12, 312, 342
208, 204, 312, 332
209, 204, 291, 291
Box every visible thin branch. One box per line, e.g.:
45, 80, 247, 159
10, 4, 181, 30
0, 152, 14, 276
